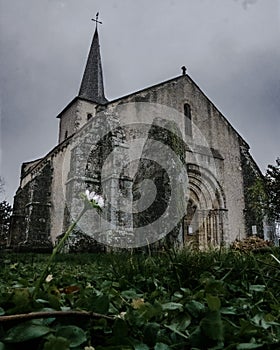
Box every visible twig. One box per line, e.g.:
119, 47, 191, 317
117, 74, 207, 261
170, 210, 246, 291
0, 310, 114, 323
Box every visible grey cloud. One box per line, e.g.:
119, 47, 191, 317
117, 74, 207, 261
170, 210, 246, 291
0, 0, 279, 203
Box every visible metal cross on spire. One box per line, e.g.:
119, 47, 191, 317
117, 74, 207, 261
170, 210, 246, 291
91, 12, 102, 29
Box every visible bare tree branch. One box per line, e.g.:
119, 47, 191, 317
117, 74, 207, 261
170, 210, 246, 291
0, 310, 115, 323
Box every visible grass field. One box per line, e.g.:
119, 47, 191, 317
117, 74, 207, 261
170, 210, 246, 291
0, 248, 280, 349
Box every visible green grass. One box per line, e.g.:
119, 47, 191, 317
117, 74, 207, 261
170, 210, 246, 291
0, 248, 280, 349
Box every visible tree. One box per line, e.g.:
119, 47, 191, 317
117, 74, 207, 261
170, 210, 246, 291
265, 157, 280, 221
248, 158, 280, 223
0, 200, 12, 246
0, 177, 12, 247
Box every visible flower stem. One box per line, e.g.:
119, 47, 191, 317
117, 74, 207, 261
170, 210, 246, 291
270, 254, 280, 265
32, 208, 87, 299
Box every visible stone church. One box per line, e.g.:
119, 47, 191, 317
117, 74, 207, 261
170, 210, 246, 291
8, 23, 263, 252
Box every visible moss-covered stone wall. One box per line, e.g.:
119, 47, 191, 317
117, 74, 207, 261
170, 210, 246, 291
9, 161, 53, 251
240, 145, 264, 237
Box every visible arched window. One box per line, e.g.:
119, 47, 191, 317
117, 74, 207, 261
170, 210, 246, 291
87, 113, 93, 121
184, 103, 192, 137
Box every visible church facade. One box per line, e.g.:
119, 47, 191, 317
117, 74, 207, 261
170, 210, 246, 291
8, 25, 263, 252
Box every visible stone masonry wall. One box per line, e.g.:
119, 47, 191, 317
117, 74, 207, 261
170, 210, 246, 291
9, 161, 53, 251
106, 75, 247, 243
240, 145, 264, 237
58, 99, 97, 144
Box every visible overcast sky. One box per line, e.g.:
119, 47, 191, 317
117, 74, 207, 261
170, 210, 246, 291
0, 0, 279, 204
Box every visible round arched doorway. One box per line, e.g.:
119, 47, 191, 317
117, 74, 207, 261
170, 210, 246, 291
182, 164, 228, 249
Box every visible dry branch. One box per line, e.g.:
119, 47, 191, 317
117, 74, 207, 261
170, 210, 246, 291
0, 310, 114, 323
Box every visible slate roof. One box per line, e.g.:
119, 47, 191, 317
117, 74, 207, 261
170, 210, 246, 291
78, 27, 107, 104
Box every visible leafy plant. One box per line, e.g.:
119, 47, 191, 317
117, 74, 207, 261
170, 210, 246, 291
0, 249, 279, 349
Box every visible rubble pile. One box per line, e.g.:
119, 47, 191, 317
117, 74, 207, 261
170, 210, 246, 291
231, 235, 273, 252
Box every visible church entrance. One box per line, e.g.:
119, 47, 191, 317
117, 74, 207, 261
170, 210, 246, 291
182, 200, 199, 247
182, 164, 228, 249
182, 202, 227, 249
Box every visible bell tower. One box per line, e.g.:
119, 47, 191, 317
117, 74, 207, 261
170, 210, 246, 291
79, 12, 107, 104
57, 13, 108, 144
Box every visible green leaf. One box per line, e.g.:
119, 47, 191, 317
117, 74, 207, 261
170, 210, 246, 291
249, 285, 266, 292
239, 319, 258, 336
43, 335, 70, 350
56, 325, 87, 348
88, 294, 110, 314
0, 307, 4, 316
173, 314, 191, 331
137, 301, 162, 321
264, 313, 275, 322
47, 287, 61, 310
8, 288, 32, 314
154, 343, 171, 350
200, 311, 224, 342
3, 321, 51, 343
204, 278, 225, 296
36, 298, 49, 304
206, 294, 221, 311
164, 324, 189, 340
162, 302, 183, 311
173, 291, 183, 299
121, 289, 140, 299
236, 343, 264, 349
251, 313, 264, 327
220, 306, 237, 315
185, 300, 205, 318
31, 317, 56, 326
0, 342, 5, 350
134, 344, 149, 350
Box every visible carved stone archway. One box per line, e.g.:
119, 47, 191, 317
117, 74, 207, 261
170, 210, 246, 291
182, 164, 228, 249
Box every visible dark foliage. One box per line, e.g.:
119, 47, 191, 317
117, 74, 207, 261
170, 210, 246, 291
0, 250, 279, 349
266, 158, 280, 221
0, 201, 12, 247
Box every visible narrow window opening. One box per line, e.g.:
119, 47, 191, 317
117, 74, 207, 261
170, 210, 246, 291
64, 130, 68, 139
87, 113, 93, 121
184, 103, 192, 137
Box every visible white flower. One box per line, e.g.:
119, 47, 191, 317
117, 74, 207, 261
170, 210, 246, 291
45, 274, 53, 283
85, 190, 105, 208
117, 311, 127, 319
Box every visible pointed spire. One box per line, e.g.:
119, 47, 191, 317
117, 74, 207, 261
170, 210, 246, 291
79, 21, 107, 104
